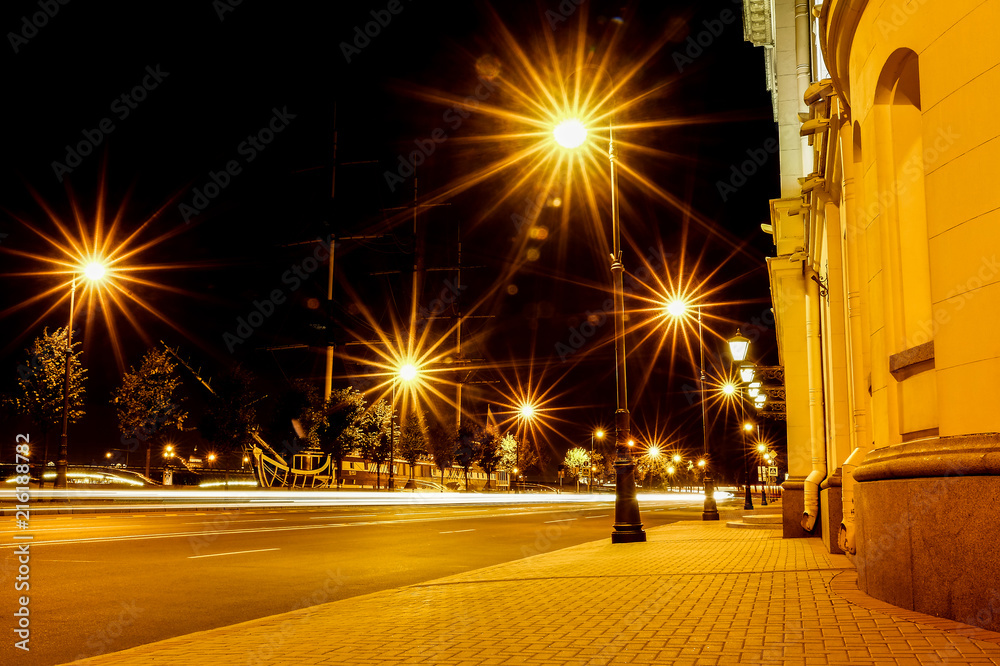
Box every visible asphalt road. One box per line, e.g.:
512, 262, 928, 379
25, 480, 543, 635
1, 495, 741, 665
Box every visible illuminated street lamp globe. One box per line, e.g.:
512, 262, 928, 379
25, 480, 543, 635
664, 299, 688, 318
399, 363, 418, 382
519, 403, 535, 419
722, 382, 737, 396
83, 261, 106, 282
553, 119, 587, 149
648, 446, 661, 458
672, 454, 682, 463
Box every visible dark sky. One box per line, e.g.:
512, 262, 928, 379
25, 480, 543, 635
0, 0, 783, 479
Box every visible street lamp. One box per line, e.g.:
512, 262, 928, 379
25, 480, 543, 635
665, 299, 720, 520
56, 261, 108, 488
389, 362, 420, 491
514, 402, 536, 493
728, 329, 750, 363
591, 429, 604, 490
553, 94, 644, 543
748, 381, 761, 398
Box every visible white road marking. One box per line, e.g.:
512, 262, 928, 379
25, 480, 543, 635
544, 518, 577, 523
181, 518, 285, 525
308, 514, 377, 519
189, 548, 280, 560
583, 514, 609, 519
439, 529, 476, 534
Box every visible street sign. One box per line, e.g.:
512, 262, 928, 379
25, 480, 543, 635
768, 466, 778, 477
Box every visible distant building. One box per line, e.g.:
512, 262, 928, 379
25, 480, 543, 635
744, 0, 1000, 630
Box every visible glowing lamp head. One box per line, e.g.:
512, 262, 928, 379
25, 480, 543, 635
667, 466, 675, 475
627, 439, 635, 448
727, 329, 751, 362
672, 454, 681, 463
743, 422, 754, 432
697, 459, 706, 467
664, 300, 688, 318
757, 443, 767, 453
398, 364, 418, 382
553, 119, 587, 149
208, 453, 216, 462
519, 404, 535, 420
595, 429, 604, 439
722, 383, 737, 396
83, 261, 106, 282
105, 452, 112, 458
648, 446, 661, 458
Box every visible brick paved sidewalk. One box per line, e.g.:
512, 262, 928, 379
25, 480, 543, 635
66, 521, 1000, 666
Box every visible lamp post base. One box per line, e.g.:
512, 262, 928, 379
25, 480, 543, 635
702, 475, 720, 521
611, 457, 646, 543
744, 483, 755, 510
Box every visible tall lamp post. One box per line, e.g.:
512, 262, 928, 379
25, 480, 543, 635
389, 363, 419, 491
553, 84, 645, 543
514, 403, 535, 493
591, 429, 604, 490
56, 262, 107, 489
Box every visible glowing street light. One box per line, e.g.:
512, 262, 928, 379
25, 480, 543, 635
388, 361, 421, 491
721, 382, 737, 396
591, 429, 605, 489
647, 446, 661, 458
743, 422, 754, 432
728, 329, 750, 363
738, 363, 756, 384
664, 299, 688, 318
748, 381, 761, 398
56, 259, 109, 488
549, 67, 644, 543
553, 119, 587, 148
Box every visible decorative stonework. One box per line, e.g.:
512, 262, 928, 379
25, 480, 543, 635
853, 433, 1000, 482
742, 0, 774, 46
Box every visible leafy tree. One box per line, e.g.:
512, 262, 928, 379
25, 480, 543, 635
427, 422, 457, 492
198, 364, 262, 487
563, 446, 591, 493
357, 399, 396, 489
311, 387, 367, 487
498, 432, 538, 489
112, 348, 187, 479
13, 328, 87, 485
455, 424, 483, 490
476, 426, 502, 490
397, 412, 427, 485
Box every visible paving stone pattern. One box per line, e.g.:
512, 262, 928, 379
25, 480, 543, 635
66, 521, 1000, 665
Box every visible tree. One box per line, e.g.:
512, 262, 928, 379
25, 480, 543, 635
198, 364, 262, 487
397, 413, 427, 486
427, 422, 457, 492
455, 424, 483, 491
12, 327, 87, 486
112, 348, 187, 479
563, 447, 591, 493
311, 387, 367, 488
498, 432, 538, 490
476, 427, 502, 490
357, 399, 396, 489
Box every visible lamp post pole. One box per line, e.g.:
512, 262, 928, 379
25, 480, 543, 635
388, 379, 396, 491
55, 277, 78, 489
699, 306, 719, 520
742, 399, 754, 511
607, 102, 645, 544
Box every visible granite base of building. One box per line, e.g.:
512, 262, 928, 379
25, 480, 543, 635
855, 473, 1000, 632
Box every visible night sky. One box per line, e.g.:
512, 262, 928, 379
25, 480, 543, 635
1, 0, 783, 480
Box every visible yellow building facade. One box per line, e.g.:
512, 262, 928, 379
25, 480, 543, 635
747, 0, 1000, 630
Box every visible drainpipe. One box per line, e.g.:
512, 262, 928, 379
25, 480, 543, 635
801, 265, 826, 532
837, 115, 870, 555
795, 0, 813, 176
